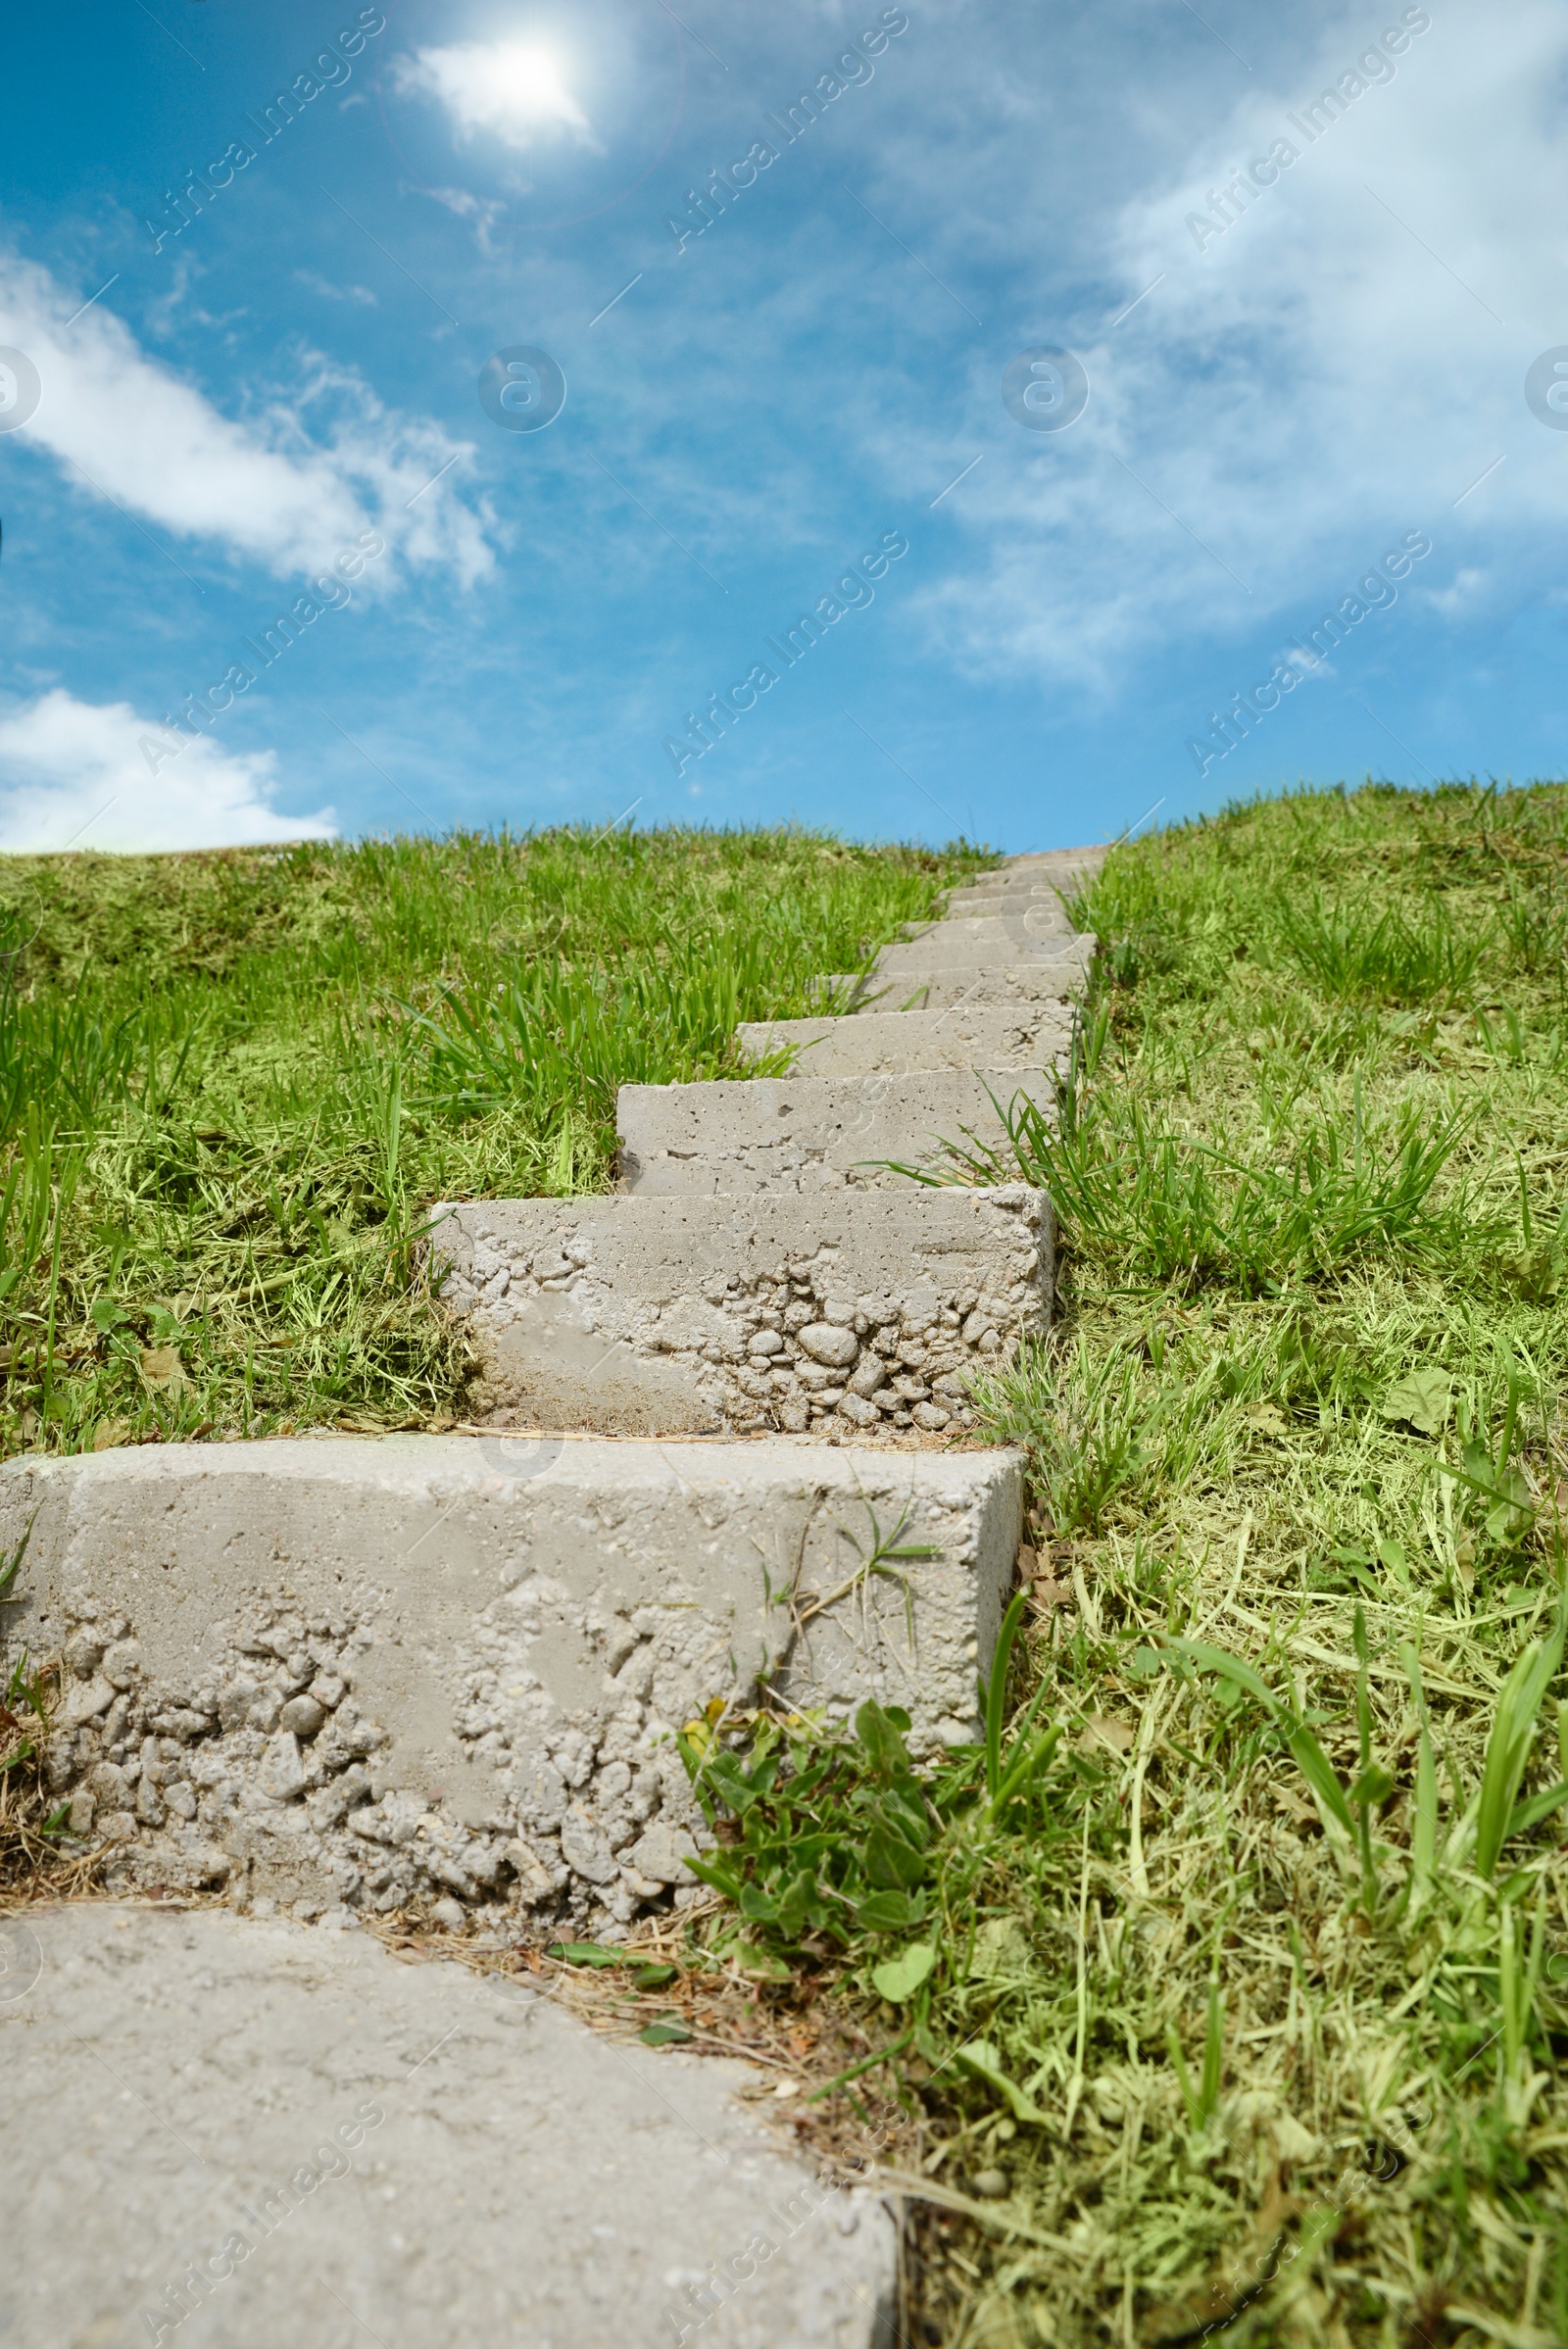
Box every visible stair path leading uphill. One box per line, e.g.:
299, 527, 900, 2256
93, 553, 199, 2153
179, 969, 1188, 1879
1, 847, 1104, 2349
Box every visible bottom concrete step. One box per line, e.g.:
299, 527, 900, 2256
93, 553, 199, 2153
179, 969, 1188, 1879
2, 1434, 1020, 1929
8, 1903, 896, 2348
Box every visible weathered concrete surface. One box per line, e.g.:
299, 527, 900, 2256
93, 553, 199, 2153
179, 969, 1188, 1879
616, 1069, 1052, 1195
433, 1189, 1050, 1439
734, 1003, 1073, 1078
826, 954, 1089, 1011
876, 917, 1070, 970
948, 871, 1091, 898
942, 856, 1103, 913
2, 1902, 896, 2348
959, 847, 1108, 884
1, 1435, 1022, 1923
941, 886, 1080, 919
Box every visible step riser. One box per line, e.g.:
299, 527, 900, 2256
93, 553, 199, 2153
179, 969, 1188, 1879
834, 960, 1087, 1010
735, 1005, 1073, 1077
877, 934, 1071, 971
976, 850, 1108, 873
882, 911, 1083, 957
616, 1070, 1052, 1195
434, 1191, 1051, 1438
808, 942, 1090, 1006
943, 889, 1076, 916
3, 1437, 1020, 1926
944, 878, 1098, 913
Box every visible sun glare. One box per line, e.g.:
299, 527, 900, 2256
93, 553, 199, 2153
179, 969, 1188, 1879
396, 37, 596, 150
492, 45, 575, 122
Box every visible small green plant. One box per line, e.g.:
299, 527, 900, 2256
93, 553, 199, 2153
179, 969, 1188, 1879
1438, 1367, 1538, 1551
792, 1493, 943, 1641
676, 1671, 1069, 1976
679, 1699, 939, 1951
1165, 1971, 1226, 2137
1167, 1635, 1361, 1869
981, 1591, 1062, 1820
1349, 1605, 1397, 1912
1470, 1616, 1568, 1882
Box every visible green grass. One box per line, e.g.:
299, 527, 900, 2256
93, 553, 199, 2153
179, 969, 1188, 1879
0, 827, 985, 1456
12, 788, 1568, 2344
660, 783, 1568, 2347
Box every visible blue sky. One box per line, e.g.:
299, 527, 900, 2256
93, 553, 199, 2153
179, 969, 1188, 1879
0, 0, 1564, 854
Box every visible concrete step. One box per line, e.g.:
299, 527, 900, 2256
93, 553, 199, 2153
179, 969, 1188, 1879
432, 1189, 1050, 1439
946, 856, 1103, 905
942, 885, 1076, 916
735, 1003, 1073, 1077
944, 876, 1066, 896
616, 1069, 1052, 1196
826, 956, 1088, 1011
3, 1433, 1020, 1926
977, 846, 1109, 875
877, 921, 1074, 971
8, 1902, 896, 2346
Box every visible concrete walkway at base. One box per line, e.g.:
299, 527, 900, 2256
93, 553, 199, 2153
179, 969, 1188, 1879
2, 1903, 894, 2349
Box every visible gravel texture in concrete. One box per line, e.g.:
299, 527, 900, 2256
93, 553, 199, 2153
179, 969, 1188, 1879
4, 1434, 1021, 1926
433, 1189, 1051, 1438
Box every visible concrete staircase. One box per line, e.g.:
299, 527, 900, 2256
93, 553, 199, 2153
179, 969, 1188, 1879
1, 847, 1103, 2347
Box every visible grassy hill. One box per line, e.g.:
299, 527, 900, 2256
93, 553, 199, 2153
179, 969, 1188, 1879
0, 826, 978, 1453
6, 784, 1568, 2344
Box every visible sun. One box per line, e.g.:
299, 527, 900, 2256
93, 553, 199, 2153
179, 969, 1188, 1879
491, 46, 577, 124
395, 38, 598, 150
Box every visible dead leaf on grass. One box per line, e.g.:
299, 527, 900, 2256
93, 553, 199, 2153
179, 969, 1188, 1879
1378, 1368, 1452, 1434
1077, 1715, 1136, 1757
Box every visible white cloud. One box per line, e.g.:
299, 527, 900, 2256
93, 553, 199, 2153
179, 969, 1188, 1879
393, 42, 599, 151
891, 0, 1568, 692
0, 248, 496, 590
0, 690, 334, 853
293, 270, 378, 306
